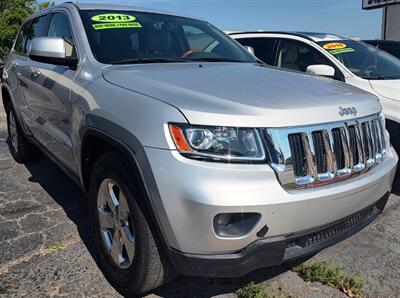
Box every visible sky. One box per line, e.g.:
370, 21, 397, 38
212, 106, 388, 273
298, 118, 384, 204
53, 0, 383, 39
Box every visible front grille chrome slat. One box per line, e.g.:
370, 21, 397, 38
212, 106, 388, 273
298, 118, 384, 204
364, 122, 376, 168
302, 133, 317, 180
373, 120, 383, 163
378, 118, 388, 158
322, 130, 337, 177
266, 114, 387, 191
353, 123, 366, 173
338, 127, 352, 177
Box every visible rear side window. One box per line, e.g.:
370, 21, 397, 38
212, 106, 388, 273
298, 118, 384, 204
48, 13, 76, 58
236, 38, 277, 65
14, 21, 31, 54
24, 14, 50, 55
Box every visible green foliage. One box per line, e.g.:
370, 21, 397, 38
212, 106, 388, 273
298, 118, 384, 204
45, 242, 65, 251
39, 0, 53, 10
236, 283, 271, 298
0, 0, 54, 59
293, 261, 364, 298
236, 282, 292, 298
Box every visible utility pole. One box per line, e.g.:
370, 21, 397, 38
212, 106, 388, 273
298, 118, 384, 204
383, 0, 390, 40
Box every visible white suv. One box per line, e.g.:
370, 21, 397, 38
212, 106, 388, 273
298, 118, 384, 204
231, 32, 400, 163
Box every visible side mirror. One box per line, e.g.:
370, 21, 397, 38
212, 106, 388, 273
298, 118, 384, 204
29, 37, 78, 68
244, 45, 255, 56
306, 64, 335, 78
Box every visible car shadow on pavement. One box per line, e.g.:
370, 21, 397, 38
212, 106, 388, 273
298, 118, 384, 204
154, 263, 298, 298
21, 151, 97, 257
18, 149, 304, 297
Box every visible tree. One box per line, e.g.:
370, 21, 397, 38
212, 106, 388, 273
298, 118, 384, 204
0, 0, 53, 59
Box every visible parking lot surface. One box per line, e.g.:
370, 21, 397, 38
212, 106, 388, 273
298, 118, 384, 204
0, 99, 399, 298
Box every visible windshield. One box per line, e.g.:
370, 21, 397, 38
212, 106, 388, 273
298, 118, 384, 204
80, 10, 256, 64
318, 40, 400, 80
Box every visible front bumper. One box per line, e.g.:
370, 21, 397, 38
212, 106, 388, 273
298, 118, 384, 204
169, 193, 389, 277
145, 145, 397, 256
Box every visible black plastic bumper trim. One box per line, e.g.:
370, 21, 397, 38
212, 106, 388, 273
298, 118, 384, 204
169, 192, 390, 278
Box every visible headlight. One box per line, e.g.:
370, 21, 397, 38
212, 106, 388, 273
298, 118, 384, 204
168, 124, 266, 162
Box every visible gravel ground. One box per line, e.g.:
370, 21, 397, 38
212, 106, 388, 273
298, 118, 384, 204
0, 96, 399, 298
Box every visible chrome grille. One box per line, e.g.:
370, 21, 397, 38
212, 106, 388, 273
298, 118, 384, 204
265, 114, 388, 190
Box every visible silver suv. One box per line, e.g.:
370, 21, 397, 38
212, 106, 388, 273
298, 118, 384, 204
1, 3, 398, 297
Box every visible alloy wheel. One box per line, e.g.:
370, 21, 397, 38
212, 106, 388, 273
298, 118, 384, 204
97, 179, 136, 269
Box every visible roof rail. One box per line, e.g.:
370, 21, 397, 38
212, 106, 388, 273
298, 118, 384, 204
228, 31, 314, 42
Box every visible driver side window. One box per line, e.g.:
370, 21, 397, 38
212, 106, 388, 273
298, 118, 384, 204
276, 39, 332, 72
47, 12, 76, 58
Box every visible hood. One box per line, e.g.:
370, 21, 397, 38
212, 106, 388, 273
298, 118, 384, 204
103, 63, 382, 127
369, 79, 400, 101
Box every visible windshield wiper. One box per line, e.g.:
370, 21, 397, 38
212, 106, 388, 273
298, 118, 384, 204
186, 57, 247, 63
111, 58, 189, 65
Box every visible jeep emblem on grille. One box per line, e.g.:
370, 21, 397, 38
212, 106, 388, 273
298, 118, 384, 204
339, 106, 357, 117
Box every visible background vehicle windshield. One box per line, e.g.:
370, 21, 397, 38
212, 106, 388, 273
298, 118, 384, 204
318, 40, 400, 80
80, 10, 256, 64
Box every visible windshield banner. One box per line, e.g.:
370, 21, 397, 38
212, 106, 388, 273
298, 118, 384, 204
91, 14, 142, 30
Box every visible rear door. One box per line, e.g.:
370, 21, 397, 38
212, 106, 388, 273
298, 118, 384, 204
22, 11, 78, 171
6, 21, 32, 118
18, 14, 51, 137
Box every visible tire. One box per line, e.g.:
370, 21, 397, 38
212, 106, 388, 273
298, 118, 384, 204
88, 151, 176, 297
387, 120, 400, 192
6, 103, 40, 163
387, 121, 400, 152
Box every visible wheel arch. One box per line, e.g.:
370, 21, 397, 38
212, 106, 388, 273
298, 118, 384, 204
80, 119, 180, 266
80, 128, 137, 192
1, 85, 12, 110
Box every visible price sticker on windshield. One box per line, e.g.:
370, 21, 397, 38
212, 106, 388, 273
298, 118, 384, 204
92, 14, 137, 22
323, 43, 348, 50
329, 48, 356, 55
91, 14, 142, 30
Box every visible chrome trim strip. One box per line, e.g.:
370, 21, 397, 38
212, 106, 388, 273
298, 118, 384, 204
353, 123, 366, 173
302, 133, 317, 177
318, 130, 336, 181
338, 127, 351, 177
366, 121, 376, 168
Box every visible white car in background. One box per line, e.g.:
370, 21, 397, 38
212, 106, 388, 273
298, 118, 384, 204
230, 32, 400, 159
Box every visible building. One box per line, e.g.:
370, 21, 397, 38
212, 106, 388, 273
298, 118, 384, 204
362, 0, 400, 41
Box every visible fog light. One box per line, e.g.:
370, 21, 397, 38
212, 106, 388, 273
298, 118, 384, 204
213, 213, 261, 237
